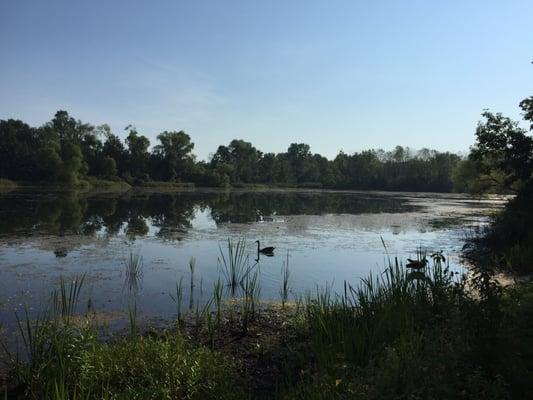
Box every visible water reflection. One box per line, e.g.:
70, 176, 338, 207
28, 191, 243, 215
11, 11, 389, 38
0, 188, 505, 332
0, 189, 419, 256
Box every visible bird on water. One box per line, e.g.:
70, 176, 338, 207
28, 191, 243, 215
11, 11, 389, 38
256, 240, 275, 255
406, 257, 428, 270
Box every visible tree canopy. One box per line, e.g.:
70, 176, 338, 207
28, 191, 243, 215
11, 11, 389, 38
1, 110, 475, 192
452, 97, 533, 194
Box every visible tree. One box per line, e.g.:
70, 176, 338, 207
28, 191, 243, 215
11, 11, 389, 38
0, 119, 41, 180
58, 140, 84, 184
50, 110, 94, 144
519, 96, 533, 129
286, 143, 312, 182
152, 131, 195, 181
211, 139, 261, 183
470, 111, 533, 192
98, 156, 117, 178
125, 126, 151, 180
102, 129, 127, 174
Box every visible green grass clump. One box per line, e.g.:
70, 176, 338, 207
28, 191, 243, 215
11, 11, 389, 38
85, 177, 131, 191
67, 334, 243, 400
281, 260, 533, 399
124, 252, 143, 281
218, 238, 256, 292
8, 329, 244, 399
4, 246, 533, 399
7, 316, 244, 399
135, 181, 195, 190
4, 272, 244, 400
466, 181, 533, 275
0, 178, 16, 192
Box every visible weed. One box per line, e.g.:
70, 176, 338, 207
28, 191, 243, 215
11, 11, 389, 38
218, 238, 256, 293
280, 253, 291, 308
169, 276, 184, 322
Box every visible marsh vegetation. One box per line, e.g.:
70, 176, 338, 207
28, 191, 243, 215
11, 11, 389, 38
1, 90, 532, 399
2, 239, 532, 399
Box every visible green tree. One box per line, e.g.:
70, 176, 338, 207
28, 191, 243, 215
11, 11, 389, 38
211, 139, 261, 183
58, 140, 84, 184
152, 131, 195, 181
286, 143, 312, 182
98, 156, 118, 178
0, 119, 41, 180
469, 110, 533, 192
125, 126, 151, 180
102, 129, 127, 174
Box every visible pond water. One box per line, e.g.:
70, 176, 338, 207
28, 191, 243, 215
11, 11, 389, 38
0, 188, 506, 330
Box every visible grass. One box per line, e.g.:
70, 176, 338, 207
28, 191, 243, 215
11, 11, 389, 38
218, 238, 257, 293
280, 254, 290, 308
85, 177, 131, 191
241, 271, 260, 333
135, 181, 196, 190
2, 248, 533, 399
284, 260, 533, 399
0, 179, 16, 192
124, 252, 143, 293
465, 181, 533, 275
169, 276, 184, 322
52, 275, 86, 324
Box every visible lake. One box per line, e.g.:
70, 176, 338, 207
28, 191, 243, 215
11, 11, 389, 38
0, 188, 506, 330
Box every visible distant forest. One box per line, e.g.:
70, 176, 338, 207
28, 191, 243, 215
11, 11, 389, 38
0, 110, 496, 192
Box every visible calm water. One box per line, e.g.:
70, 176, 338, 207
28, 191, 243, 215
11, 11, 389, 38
0, 188, 505, 329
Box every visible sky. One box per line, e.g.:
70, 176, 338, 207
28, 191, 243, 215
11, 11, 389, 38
1, 0, 532, 160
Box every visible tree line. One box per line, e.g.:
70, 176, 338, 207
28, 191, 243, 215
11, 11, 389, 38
0, 110, 474, 192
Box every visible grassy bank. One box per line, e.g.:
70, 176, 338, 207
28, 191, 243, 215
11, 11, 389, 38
84, 177, 132, 191
0, 179, 17, 192
2, 249, 532, 399
465, 181, 533, 276
133, 181, 196, 190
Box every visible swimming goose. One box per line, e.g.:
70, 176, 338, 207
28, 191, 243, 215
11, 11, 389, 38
406, 258, 428, 270
256, 240, 275, 255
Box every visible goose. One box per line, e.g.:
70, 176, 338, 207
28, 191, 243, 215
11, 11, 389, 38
256, 240, 275, 255
406, 257, 428, 270
430, 251, 446, 263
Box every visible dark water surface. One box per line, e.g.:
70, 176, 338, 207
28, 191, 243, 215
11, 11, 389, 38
0, 188, 506, 329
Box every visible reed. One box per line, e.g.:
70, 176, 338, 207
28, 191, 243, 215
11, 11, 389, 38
280, 253, 291, 308
2, 267, 244, 399
169, 276, 184, 322
189, 256, 196, 281
52, 274, 86, 323
218, 238, 256, 292
241, 270, 260, 333
304, 261, 458, 368
11, 307, 52, 378
189, 257, 196, 310
6, 275, 88, 396
213, 278, 224, 328
128, 302, 137, 338
125, 252, 143, 279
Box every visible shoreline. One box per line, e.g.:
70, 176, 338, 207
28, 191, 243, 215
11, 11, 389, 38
1, 179, 511, 200
2, 262, 532, 399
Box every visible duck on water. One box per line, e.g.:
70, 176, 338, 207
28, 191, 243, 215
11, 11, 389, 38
256, 240, 275, 256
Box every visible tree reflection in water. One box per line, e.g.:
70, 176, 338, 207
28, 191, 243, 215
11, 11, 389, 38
0, 189, 419, 256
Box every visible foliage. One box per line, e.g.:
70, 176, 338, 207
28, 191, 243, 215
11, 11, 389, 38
283, 262, 532, 399
1, 111, 467, 192
453, 96, 533, 194
5, 257, 533, 399
461, 94, 533, 274
151, 130, 195, 181
0, 178, 16, 192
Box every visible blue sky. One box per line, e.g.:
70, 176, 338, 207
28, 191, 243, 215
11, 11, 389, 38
1, 1, 532, 160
